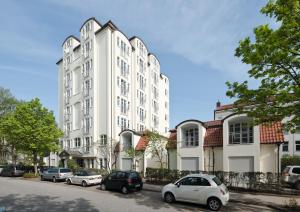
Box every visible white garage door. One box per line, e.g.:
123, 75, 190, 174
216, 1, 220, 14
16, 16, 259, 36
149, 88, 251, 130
229, 156, 254, 172
122, 158, 132, 170
181, 157, 199, 171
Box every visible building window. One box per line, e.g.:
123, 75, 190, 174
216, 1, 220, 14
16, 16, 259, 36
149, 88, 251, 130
117, 96, 120, 106
85, 137, 90, 152
183, 128, 199, 147
282, 141, 289, 152
229, 122, 253, 144
296, 141, 300, 151
75, 137, 81, 147
100, 134, 107, 146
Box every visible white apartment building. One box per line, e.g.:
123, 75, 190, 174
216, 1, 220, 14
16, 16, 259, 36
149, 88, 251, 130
56, 18, 169, 169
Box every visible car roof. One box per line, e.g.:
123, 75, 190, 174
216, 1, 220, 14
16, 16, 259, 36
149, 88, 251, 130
184, 173, 216, 179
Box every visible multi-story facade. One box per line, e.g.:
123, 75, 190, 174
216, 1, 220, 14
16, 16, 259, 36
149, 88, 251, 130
56, 18, 169, 169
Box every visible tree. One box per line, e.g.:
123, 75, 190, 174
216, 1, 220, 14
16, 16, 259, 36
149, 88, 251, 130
0, 87, 19, 164
226, 0, 300, 132
125, 147, 144, 170
10, 98, 63, 174
145, 130, 168, 169
0, 112, 22, 167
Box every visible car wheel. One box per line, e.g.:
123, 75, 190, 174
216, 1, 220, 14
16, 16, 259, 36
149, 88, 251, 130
53, 177, 57, 183
121, 186, 128, 194
208, 197, 222, 211
164, 192, 175, 203
100, 183, 106, 191
82, 181, 87, 187
295, 182, 300, 190
67, 179, 71, 185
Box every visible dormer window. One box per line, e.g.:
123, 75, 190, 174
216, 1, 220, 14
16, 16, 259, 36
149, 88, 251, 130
229, 122, 253, 144
183, 128, 199, 147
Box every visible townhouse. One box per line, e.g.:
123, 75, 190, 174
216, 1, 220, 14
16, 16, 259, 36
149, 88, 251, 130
167, 102, 287, 173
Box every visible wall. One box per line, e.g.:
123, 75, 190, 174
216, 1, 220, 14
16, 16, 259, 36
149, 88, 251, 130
260, 144, 278, 172
223, 114, 261, 172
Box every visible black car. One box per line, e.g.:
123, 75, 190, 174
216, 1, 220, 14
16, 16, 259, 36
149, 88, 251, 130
0, 166, 24, 177
100, 171, 143, 194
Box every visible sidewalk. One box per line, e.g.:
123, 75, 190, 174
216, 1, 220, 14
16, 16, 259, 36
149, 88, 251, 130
143, 183, 300, 211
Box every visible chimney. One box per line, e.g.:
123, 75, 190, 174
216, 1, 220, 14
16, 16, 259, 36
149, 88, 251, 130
216, 100, 221, 108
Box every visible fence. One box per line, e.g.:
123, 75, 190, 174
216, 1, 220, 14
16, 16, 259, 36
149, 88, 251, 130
145, 168, 286, 193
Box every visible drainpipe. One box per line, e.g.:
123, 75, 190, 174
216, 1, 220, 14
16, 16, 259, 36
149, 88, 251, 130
277, 143, 281, 182
212, 147, 215, 173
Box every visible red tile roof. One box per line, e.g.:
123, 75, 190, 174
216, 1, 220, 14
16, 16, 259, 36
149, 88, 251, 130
204, 120, 222, 128
204, 121, 223, 147
260, 122, 284, 144
135, 136, 149, 151
215, 104, 234, 111
167, 130, 177, 149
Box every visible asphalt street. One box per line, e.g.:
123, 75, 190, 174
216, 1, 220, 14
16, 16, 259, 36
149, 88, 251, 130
0, 177, 276, 212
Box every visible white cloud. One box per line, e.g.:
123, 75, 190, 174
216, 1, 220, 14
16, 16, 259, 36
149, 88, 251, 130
47, 0, 269, 79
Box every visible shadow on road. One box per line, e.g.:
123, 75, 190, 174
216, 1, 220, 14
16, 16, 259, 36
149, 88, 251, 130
0, 194, 99, 212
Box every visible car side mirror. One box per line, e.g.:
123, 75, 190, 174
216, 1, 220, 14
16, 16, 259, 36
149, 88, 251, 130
176, 183, 181, 188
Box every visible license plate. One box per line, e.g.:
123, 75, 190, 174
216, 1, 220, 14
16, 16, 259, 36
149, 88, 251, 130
135, 184, 140, 188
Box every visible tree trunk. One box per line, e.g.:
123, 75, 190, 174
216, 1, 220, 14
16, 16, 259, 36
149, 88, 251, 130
33, 152, 38, 175
11, 145, 17, 174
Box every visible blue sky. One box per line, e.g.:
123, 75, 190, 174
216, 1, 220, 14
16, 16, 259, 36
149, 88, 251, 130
0, 0, 271, 128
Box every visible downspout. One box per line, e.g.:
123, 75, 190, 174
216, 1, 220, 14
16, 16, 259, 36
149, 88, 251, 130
212, 146, 215, 173
110, 29, 113, 170
277, 143, 281, 182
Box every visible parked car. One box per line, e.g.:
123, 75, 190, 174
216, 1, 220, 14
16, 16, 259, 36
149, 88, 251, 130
100, 171, 143, 194
0, 166, 25, 177
162, 174, 229, 211
282, 166, 300, 190
0, 165, 5, 175
40, 167, 73, 182
66, 170, 102, 187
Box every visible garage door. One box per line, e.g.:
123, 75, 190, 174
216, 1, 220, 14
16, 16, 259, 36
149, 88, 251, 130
229, 156, 254, 172
122, 158, 132, 170
181, 157, 199, 171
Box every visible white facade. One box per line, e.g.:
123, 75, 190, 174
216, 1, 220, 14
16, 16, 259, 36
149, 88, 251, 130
57, 18, 169, 169
174, 103, 285, 173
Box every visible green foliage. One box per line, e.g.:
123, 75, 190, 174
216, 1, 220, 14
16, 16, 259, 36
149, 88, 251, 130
23, 173, 39, 178
67, 159, 78, 172
0, 98, 63, 174
281, 155, 300, 170
226, 0, 300, 132
145, 130, 168, 169
0, 87, 19, 164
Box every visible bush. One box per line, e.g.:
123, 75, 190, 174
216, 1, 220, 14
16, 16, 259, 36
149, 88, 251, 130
281, 155, 300, 171
67, 159, 78, 172
23, 173, 39, 178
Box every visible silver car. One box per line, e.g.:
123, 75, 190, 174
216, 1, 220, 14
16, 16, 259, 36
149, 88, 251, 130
282, 166, 300, 189
41, 168, 73, 183
66, 170, 102, 187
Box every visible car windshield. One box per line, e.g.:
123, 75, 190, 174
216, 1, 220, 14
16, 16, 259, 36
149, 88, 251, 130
212, 177, 222, 186
60, 168, 71, 173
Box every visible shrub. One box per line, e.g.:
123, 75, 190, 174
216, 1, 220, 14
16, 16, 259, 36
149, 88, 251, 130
281, 155, 300, 171
67, 159, 78, 172
23, 173, 39, 178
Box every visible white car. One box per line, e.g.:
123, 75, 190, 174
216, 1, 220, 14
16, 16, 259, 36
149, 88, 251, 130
162, 174, 229, 211
66, 170, 102, 187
